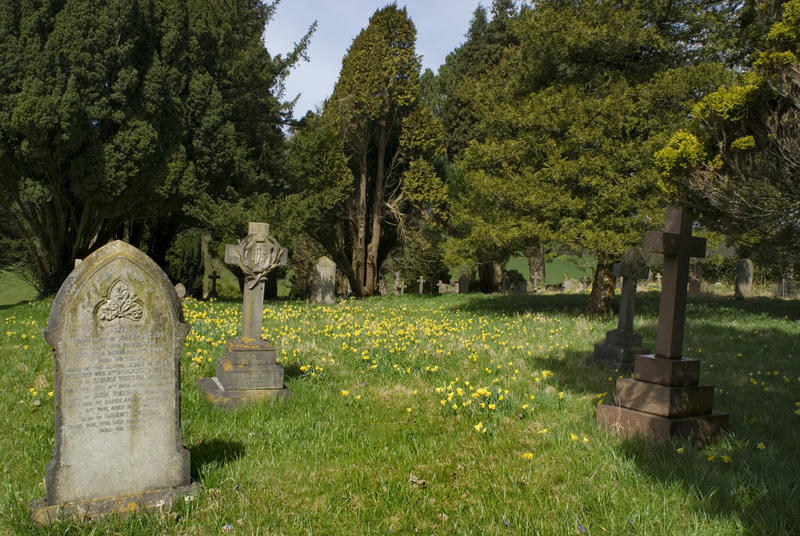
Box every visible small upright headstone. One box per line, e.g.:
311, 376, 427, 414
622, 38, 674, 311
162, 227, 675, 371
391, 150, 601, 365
398, 280, 407, 295
174, 283, 187, 300
378, 274, 388, 296
207, 270, 220, 299
597, 206, 728, 442
734, 259, 753, 299
588, 247, 650, 370
393, 271, 401, 295
31, 241, 196, 524
458, 275, 470, 294
310, 257, 336, 304
688, 263, 703, 296
775, 269, 794, 298
417, 275, 425, 294
198, 223, 291, 408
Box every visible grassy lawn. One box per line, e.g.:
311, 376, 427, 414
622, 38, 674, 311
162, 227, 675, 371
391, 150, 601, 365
2, 292, 799, 534
0, 270, 37, 306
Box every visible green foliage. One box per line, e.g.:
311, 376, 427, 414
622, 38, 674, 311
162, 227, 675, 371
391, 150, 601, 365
442, 0, 736, 312
288, 5, 446, 297
658, 0, 800, 268
0, 0, 310, 294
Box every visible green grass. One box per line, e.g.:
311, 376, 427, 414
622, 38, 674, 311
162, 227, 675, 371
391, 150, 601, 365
0, 270, 38, 306
2, 292, 799, 534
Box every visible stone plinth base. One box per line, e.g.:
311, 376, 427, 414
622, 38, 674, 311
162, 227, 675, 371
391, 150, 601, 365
587, 329, 649, 370
598, 353, 728, 443
198, 337, 292, 408
587, 342, 649, 370
30, 482, 199, 525
597, 404, 728, 441
198, 377, 291, 409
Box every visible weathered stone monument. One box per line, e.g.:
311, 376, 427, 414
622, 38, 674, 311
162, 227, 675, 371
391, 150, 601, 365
597, 206, 728, 441
310, 256, 336, 305
417, 275, 425, 294
198, 223, 291, 407
207, 270, 220, 299
734, 259, 753, 299
393, 271, 401, 295
688, 262, 703, 296
587, 247, 650, 370
174, 282, 187, 300
458, 275, 471, 294
398, 280, 407, 295
31, 241, 196, 524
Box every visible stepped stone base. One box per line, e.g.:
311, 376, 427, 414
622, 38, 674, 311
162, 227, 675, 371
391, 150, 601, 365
597, 404, 728, 441
198, 337, 291, 408
198, 377, 291, 409
30, 482, 199, 525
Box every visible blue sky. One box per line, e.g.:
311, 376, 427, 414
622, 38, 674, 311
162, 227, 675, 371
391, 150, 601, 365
264, 1, 484, 117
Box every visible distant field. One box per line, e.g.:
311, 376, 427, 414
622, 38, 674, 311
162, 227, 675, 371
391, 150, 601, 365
0, 270, 38, 306
506, 254, 595, 285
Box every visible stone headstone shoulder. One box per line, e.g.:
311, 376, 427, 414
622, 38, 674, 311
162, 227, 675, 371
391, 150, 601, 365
31, 240, 196, 524
310, 256, 336, 304
734, 259, 753, 299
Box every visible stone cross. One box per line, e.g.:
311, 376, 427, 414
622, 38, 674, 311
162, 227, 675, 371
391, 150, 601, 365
224, 223, 287, 341
418, 275, 425, 294
613, 247, 649, 338
398, 281, 407, 295
646, 206, 706, 358
208, 270, 220, 298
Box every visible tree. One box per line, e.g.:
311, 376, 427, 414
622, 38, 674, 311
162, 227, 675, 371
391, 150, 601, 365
297, 5, 445, 297
656, 0, 800, 269
446, 0, 738, 313
0, 0, 310, 294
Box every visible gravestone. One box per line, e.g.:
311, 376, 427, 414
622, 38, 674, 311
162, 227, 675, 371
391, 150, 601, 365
437, 280, 458, 294
734, 259, 753, 299
398, 280, 407, 295
174, 283, 186, 300
207, 270, 220, 299
597, 206, 728, 442
417, 276, 425, 294
688, 263, 703, 296
587, 247, 650, 370
775, 268, 794, 298
310, 257, 336, 305
31, 241, 196, 524
458, 275, 471, 294
378, 274, 388, 296
393, 271, 401, 295
198, 223, 291, 408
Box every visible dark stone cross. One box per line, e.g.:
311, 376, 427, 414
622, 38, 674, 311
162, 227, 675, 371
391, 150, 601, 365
587, 246, 649, 369
597, 206, 728, 442
646, 206, 706, 358
207, 270, 220, 298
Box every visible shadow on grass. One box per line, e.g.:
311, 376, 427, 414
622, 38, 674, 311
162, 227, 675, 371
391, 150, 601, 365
448, 290, 800, 323
550, 320, 800, 534
189, 439, 246, 479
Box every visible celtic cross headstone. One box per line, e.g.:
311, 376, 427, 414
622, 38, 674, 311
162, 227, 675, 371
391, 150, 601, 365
198, 223, 291, 407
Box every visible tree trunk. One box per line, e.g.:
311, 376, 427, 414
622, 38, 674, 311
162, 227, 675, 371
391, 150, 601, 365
365, 126, 387, 296
525, 243, 546, 290
352, 153, 368, 296
585, 262, 615, 315
478, 260, 502, 293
